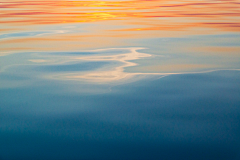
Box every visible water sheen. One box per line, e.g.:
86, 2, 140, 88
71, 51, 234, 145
0, 0, 240, 160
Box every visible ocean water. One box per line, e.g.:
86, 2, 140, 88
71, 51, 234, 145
0, 0, 240, 160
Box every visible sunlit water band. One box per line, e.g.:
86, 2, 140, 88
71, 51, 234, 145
1, 1, 240, 159
1, 0, 240, 51
0, 47, 239, 87
0, 0, 240, 85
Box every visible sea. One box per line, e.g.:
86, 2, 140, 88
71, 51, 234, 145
0, 0, 240, 159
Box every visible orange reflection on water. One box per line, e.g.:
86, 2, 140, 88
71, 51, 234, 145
63, 47, 151, 82
1, 0, 240, 29
1, 0, 240, 83
1, 0, 240, 52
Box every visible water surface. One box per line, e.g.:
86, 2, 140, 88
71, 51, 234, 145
0, 0, 240, 159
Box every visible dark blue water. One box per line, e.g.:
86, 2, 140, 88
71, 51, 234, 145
1, 0, 240, 159
1, 70, 240, 160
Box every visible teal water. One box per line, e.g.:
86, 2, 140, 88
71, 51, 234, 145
1, 70, 240, 160
1, 0, 240, 159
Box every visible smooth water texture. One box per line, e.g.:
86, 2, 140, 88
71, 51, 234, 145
0, 0, 240, 160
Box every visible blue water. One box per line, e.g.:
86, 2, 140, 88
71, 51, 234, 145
1, 69, 240, 160
1, 0, 240, 159
1, 35, 240, 159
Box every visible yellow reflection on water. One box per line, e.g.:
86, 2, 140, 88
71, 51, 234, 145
1, 0, 240, 50
62, 48, 151, 82
0, 0, 240, 83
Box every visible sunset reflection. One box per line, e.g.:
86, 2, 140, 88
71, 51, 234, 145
1, 1, 240, 159
0, 0, 240, 83
1, 0, 240, 27
60, 48, 151, 82
26, 48, 153, 82
1, 0, 240, 47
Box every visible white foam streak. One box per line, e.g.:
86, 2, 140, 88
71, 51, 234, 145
29, 47, 240, 83
55, 48, 151, 82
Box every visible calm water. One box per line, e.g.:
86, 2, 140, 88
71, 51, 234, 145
0, 0, 240, 160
